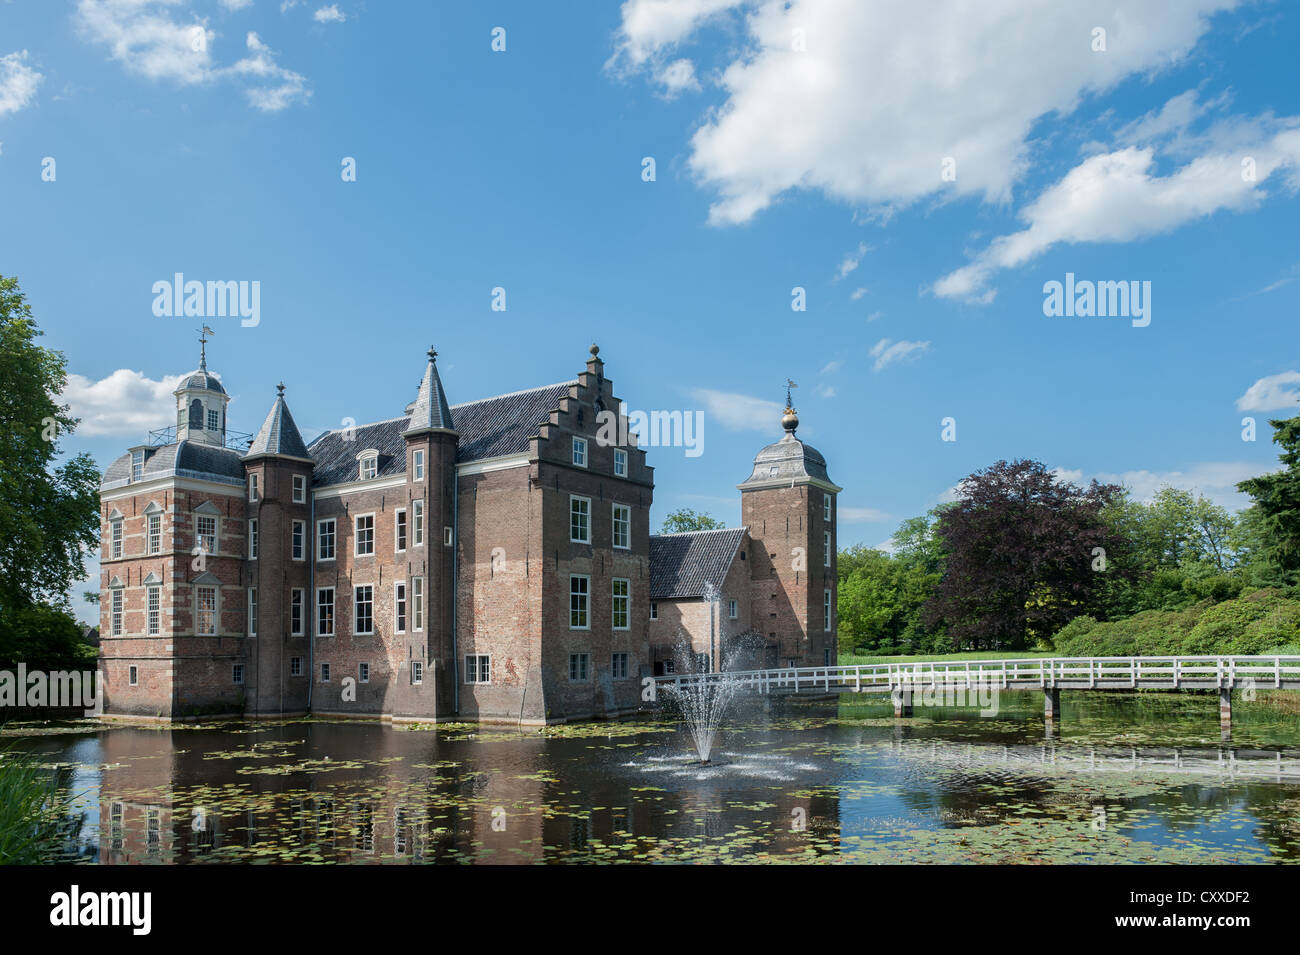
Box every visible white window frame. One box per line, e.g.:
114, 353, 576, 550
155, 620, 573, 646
248, 518, 258, 560
354, 585, 374, 636
411, 660, 424, 685
110, 587, 124, 636
824, 494, 832, 522
824, 589, 833, 632
317, 587, 335, 637
248, 473, 259, 502
614, 448, 627, 477
572, 436, 587, 467
354, 513, 375, 557
131, 450, 145, 483
359, 455, 378, 481
568, 652, 590, 682
292, 519, 305, 561
611, 652, 629, 680
611, 503, 630, 550
196, 586, 217, 636
411, 577, 424, 631
147, 512, 162, 555
233, 664, 245, 685
464, 654, 491, 684
293, 474, 307, 503
443, 525, 453, 547
412, 500, 424, 546
611, 578, 630, 631
321, 662, 331, 683
728, 599, 738, 620
359, 662, 370, 684
128, 665, 138, 686
196, 515, 217, 555
290, 656, 302, 677
650, 601, 658, 620
317, 518, 336, 562
147, 586, 160, 635
248, 587, 257, 636
824, 531, 831, 568
394, 509, 407, 553
412, 450, 425, 481
291, 588, 304, 636
570, 575, 590, 629
394, 581, 407, 634
110, 519, 123, 559
570, 495, 591, 544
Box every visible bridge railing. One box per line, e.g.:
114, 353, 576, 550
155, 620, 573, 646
653, 655, 1300, 696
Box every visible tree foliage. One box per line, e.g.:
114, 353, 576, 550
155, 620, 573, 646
659, 507, 726, 534
1237, 411, 1300, 586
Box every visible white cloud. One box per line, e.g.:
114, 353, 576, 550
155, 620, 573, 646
1254, 260, 1300, 295
0, 50, 43, 117
1237, 371, 1300, 413
691, 387, 784, 431
816, 384, 835, 398
818, 359, 841, 375
75, 1, 310, 110
839, 505, 889, 523
865, 310, 883, 322
614, 0, 1241, 225
849, 287, 867, 301
835, 241, 870, 280
61, 369, 191, 437
220, 0, 254, 11
313, 4, 345, 23
1091, 462, 1263, 510
656, 58, 700, 97
869, 338, 929, 372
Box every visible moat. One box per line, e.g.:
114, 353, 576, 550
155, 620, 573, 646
10, 691, 1300, 864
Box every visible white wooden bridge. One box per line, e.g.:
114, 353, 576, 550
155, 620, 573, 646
654, 655, 1300, 732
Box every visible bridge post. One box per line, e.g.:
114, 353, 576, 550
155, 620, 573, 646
1044, 687, 1061, 727
1219, 687, 1232, 738
892, 686, 913, 718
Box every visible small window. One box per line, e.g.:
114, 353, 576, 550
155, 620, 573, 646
248, 473, 259, 502
824, 494, 832, 522
412, 501, 424, 546
317, 588, 335, 636
320, 662, 331, 683
293, 474, 307, 503
412, 450, 425, 480
147, 586, 161, 635
465, 655, 491, 684
317, 519, 336, 561
395, 509, 407, 552
196, 515, 216, 555
110, 588, 124, 636
570, 576, 590, 629
147, 513, 162, 554
355, 514, 375, 556
110, 519, 123, 559
290, 656, 302, 677
611, 578, 630, 630
394, 582, 407, 633
570, 496, 591, 543
614, 449, 627, 477
196, 586, 217, 636
568, 653, 590, 682
650, 601, 658, 621
291, 589, 303, 636
359, 662, 370, 684
354, 585, 374, 635
443, 525, 453, 547
411, 577, 424, 631
207, 408, 219, 431
131, 450, 145, 483
611, 503, 630, 549
233, 664, 244, 685
248, 518, 258, 559
768, 465, 779, 477
728, 599, 738, 620
824, 589, 833, 632
290, 520, 304, 560
411, 661, 424, 685
359, 455, 378, 480
824, 531, 831, 568
612, 652, 629, 680
128, 665, 138, 686
572, 436, 587, 467
248, 587, 257, 636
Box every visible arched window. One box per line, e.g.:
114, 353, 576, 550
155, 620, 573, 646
189, 398, 204, 430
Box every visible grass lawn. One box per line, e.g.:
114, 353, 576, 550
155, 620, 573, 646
838, 649, 1055, 666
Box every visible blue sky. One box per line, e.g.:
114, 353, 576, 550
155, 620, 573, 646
1, 1, 1298, 625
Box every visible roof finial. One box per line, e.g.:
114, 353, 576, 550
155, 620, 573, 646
428, 345, 438, 363
589, 343, 600, 359
197, 325, 214, 371
276, 381, 285, 397
782, 378, 799, 434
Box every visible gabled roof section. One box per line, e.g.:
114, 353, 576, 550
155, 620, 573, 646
649, 527, 749, 600
404, 349, 455, 436
246, 386, 312, 461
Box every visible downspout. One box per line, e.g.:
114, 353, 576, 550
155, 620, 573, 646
451, 467, 459, 714
307, 488, 314, 712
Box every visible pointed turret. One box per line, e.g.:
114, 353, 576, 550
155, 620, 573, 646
246, 382, 313, 461
404, 347, 456, 436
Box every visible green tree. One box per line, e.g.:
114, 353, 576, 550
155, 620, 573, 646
1237, 411, 1300, 587
659, 507, 725, 534
0, 276, 101, 666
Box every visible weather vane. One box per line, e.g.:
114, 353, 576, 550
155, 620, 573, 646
785, 378, 798, 410
196, 325, 215, 370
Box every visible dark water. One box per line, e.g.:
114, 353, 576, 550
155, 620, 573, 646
8, 690, 1300, 864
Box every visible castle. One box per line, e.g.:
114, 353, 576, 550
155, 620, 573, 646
98, 342, 840, 723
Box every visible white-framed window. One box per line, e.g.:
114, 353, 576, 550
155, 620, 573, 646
196, 515, 216, 555
128, 665, 138, 686
317, 588, 335, 636
359, 662, 370, 684
412, 500, 424, 546
824, 531, 831, 568
614, 449, 627, 477
359, 454, 378, 480
611, 503, 630, 549
395, 509, 407, 552
412, 450, 425, 480
570, 495, 591, 543
291, 588, 304, 636
611, 578, 630, 630
411, 661, 424, 685
411, 577, 424, 631
465, 655, 490, 684
570, 575, 590, 629
728, 599, 738, 619
355, 514, 375, 556
147, 586, 160, 635
205, 408, 218, 431
147, 513, 162, 554
291, 520, 305, 561
612, 652, 629, 680
649, 601, 658, 620
354, 585, 374, 635
443, 525, 453, 547
130, 450, 145, 483
824, 589, 832, 632
320, 662, 331, 682
317, 518, 336, 561
248, 518, 258, 560
196, 586, 217, 636
293, 474, 307, 503
394, 582, 407, 633
248, 587, 257, 636
572, 436, 587, 467
568, 653, 590, 681
110, 587, 124, 636
290, 656, 302, 677
248, 473, 259, 502
824, 494, 832, 522
233, 662, 245, 684
110, 519, 123, 559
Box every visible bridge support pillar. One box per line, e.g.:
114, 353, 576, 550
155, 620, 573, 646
1044, 688, 1061, 726
1219, 687, 1232, 737
892, 686, 913, 718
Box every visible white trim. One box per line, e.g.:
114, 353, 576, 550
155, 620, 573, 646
611, 502, 631, 550
464, 653, 491, 684
291, 519, 306, 561
311, 474, 407, 501
101, 473, 245, 500
354, 512, 376, 557
248, 517, 258, 560
292, 474, 307, 504
738, 477, 844, 494
611, 577, 630, 631
455, 452, 530, 477
571, 436, 588, 468
394, 508, 407, 553
569, 574, 591, 630
411, 449, 426, 481
614, 448, 628, 478
411, 499, 424, 547
353, 584, 375, 635
394, 580, 407, 634
290, 588, 304, 636
316, 587, 336, 637
569, 494, 591, 544
316, 517, 337, 562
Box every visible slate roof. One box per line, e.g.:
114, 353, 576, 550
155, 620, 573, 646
307, 380, 577, 486
180, 369, 226, 395
649, 527, 749, 600
247, 393, 312, 460
102, 441, 246, 488
404, 356, 455, 435
737, 432, 840, 491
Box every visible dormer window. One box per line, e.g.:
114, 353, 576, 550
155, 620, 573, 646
357, 449, 380, 481
131, 450, 145, 483
572, 437, 587, 468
